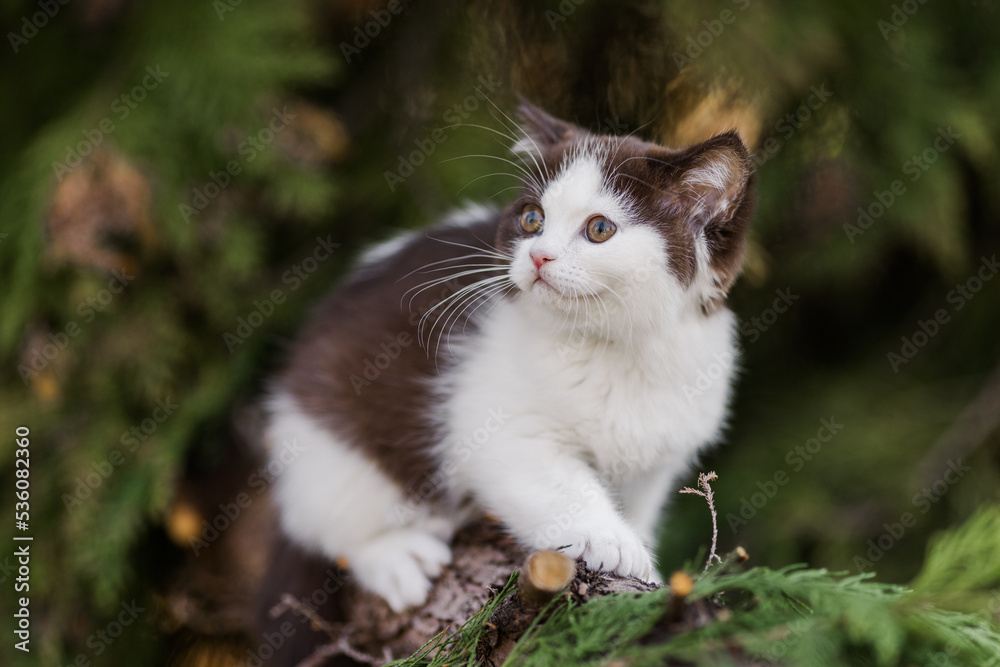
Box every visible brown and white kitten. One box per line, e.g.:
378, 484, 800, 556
263, 101, 755, 612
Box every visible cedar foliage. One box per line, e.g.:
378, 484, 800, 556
392, 505, 1000, 666
1, 0, 337, 663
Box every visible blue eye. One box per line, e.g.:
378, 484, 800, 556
586, 215, 616, 243
520, 204, 544, 234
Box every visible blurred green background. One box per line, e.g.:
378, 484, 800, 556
0, 0, 998, 664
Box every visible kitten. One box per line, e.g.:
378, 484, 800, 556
263, 101, 755, 612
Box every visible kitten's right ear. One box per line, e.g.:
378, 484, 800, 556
514, 98, 578, 154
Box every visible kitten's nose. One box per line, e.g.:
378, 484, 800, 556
530, 249, 555, 269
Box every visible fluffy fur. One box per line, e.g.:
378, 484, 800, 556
263, 102, 755, 612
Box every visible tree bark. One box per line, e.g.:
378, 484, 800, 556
262, 519, 664, 667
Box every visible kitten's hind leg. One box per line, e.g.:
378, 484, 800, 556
344, 528, 452, 612
267, 392, 456, 612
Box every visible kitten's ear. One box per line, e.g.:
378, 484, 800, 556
668, 131, 754, 230
514, 98, 579, 154
657, 131, 756, 304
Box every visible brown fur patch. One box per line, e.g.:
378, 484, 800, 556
280, 218, 505, 500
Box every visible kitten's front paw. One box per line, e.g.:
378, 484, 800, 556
346, 530, 452, 613
560, 526, 655, 582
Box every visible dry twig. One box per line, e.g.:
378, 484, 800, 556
679, 471, 722, 574
271, 593, 390, 667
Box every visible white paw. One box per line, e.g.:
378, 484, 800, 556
559, 525, 655, 582
346, 530, 452, 613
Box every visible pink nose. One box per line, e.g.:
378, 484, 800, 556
531, 250, 554, 270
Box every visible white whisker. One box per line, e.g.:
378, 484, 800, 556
485, 102, 552, 184
435, 279, 513, 360
418, 274, 510, 347
396, 251, 509, 285
457, 171, 532, 197
425, 235, 512, 262
404, 267, 508, 312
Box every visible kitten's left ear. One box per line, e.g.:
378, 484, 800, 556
669, 131, 754, 230
657, 131, 756, 303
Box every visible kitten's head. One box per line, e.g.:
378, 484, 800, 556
496, 101, 755, 340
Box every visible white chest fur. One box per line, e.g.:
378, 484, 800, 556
441, 297, 738, 497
